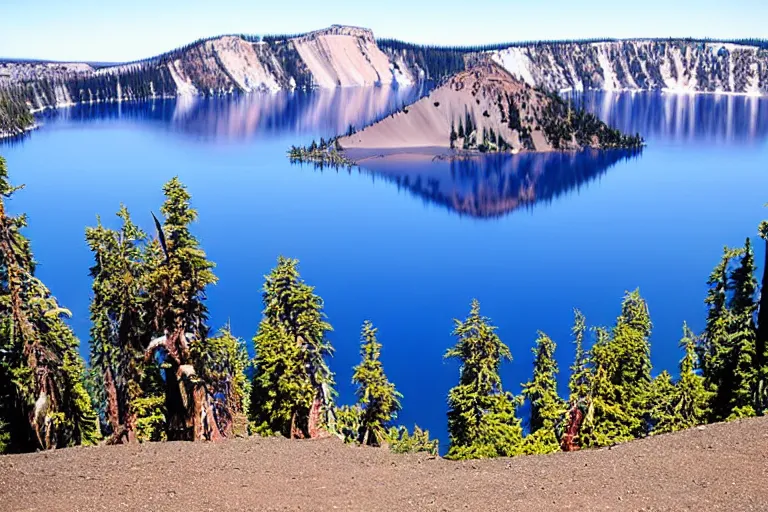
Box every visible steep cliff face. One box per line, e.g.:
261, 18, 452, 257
489, 41, 768, 95
291, 26, 415, 87
0, 25, 415, 121
95, 25, 411, 97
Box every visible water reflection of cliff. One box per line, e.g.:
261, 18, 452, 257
570, 91, 768, 143
352, 149, 642, 219
33, 84, 427, 141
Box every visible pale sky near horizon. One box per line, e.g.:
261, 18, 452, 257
2, 0, 767, 62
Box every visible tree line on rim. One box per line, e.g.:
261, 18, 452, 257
0, 156, 766, 459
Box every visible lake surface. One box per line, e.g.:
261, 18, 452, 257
1, 87, 767, 448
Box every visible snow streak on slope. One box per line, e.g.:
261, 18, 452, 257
490, 41, 768, 96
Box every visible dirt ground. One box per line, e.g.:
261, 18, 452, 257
1, 416, 767, 511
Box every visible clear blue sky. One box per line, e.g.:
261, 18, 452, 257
2, 0, 767, 62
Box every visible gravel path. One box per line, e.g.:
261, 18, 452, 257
2, 417, 767, 511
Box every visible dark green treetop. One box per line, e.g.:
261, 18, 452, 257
445, 299, 523, 460
351, 320, 402, 446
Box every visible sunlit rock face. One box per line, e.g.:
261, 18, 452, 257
489, 41, 768, 96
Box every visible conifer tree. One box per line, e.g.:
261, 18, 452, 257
521, 331, 564, 454
0, 157, 99, 452
674, 324, 711, 427
143, 177, 221, 441
249, 257, 335, 438
726, 238, 758, 418
650, 324, 710, 433
445, 299, 523, 460
351, 321, 401, 446
756, 215, 768, 413
385, 425, 438, 455
647, 371, 676, 434
699, 246, 740, 419
568, 309, 590, 403
86, 206, 164, 443
582, 291, 652, 447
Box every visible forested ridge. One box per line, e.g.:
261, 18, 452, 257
0, 154, 766, 460
2, 29, 768, 138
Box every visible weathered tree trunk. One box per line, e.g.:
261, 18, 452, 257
560, 402, 585, 452
104, 368, 120, 434
307, 398, 323, 439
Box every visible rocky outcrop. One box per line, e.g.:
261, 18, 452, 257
489, 41, 768, 95
0, 25, 416, 123
336, 63, 642, 154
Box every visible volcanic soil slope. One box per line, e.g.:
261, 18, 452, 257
1, 416, 767, 511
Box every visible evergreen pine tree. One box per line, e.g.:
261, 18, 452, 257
582, 291, 652, 447
521, 332, 564, 454
756, 215, 768, 413
86, 206, 163, 444
0, 157, 99, 452
726, 238, 758, 418
699, 246, 740, 420
568, 309, 591, 403
650, 324, 711, 433
249, 257, 335, 438
351, 321, 402, 446
445, 299, 523, 460
143, 177, 221, 441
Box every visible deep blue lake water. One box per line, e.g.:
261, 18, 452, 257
1, 87, 767, 448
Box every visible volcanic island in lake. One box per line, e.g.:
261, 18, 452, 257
288, 61, 644, 166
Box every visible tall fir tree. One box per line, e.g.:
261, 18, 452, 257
0, 157, 99, 452
726, 238, 758, 418
568, 309, 591, 403
582, 291, 652, 447
86, 206, 164, 443
143, 177, 221, 441
351, 321, 402, 446
521, 331, 564, 454
249, 257, 336, 438
756, 214, 768, 413
650, 324, 710, 434
444, 299, 523, 460
699, 246, 741, 420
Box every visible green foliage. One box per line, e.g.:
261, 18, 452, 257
249, 257, 336, 438
445, 299, 523, 460
334, 404, 363, 443
727, 238, 758, 415
86, 205, 154, 441
190, 326, 250, 437
568, 309, 591, 403
647, 371, 677, 434
131, 394, 166, 442
0, 157, 100, 452
756, 211, 768, 413
385, 425, 439, 455
351, 321, 402, 446
582, 291, 652, 447
521, 332, 564, 455
699, 240, 759, 421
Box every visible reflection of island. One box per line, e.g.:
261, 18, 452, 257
572, 91, 768, 143
33, 84, 427, 141
348, 149, 642, 218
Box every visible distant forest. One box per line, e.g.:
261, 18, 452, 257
377, 37, 768, 81
1, 33, 767, 137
